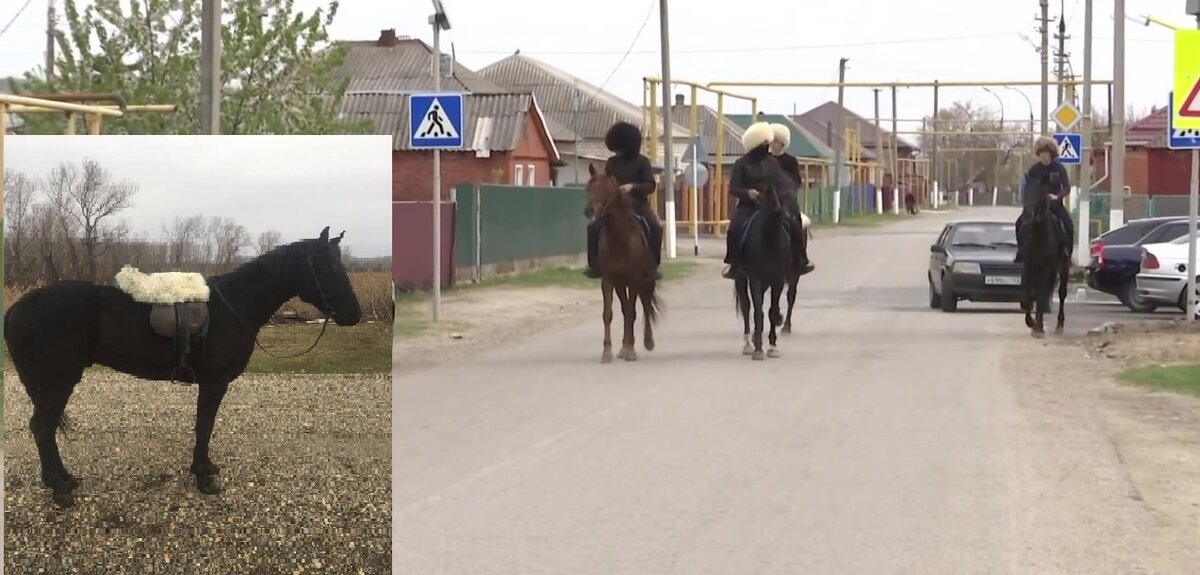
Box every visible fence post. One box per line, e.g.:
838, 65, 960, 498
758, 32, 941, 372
474, 185, 482, 282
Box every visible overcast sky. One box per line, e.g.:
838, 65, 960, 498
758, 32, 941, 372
5, 135, 393, 258
0, 0, 1185, 137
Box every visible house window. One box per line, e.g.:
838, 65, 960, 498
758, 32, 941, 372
526, 164, 536, 186
513, 164, 524, 186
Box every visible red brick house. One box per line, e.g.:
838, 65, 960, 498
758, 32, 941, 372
334, 31, 561, 201
1094, 105, 1194, 197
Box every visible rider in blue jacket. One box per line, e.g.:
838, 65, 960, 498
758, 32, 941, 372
1014, 135, 1074, 263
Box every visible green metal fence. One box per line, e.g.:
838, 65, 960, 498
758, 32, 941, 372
1072, 193, 1193, 237
454, 184, 588, 275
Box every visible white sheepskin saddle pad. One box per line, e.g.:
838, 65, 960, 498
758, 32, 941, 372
115, 265, 210, 305
799, 212, 811, 228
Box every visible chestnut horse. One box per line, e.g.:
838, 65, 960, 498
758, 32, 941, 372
583, 164, 662, 363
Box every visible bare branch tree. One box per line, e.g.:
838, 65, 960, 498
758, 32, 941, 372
71, 159, 137, 281
255, 229, 283, 255
205, 216, 251, 271
162, 215, 206, 266
4, 169, 40, 285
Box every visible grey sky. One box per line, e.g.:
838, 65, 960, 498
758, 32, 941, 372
5, 135, 393, 257
0, 0, 1183, 136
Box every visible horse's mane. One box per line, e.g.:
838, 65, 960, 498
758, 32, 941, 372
212, 240, 306, 283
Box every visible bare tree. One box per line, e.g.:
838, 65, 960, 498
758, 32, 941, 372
205, 216, 251, 271
4, 169, 39, 285
255, 229, 283, 255
72, 159, 137, 281
162, 215, 206, 266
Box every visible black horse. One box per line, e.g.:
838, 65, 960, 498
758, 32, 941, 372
782, 212, 812, 334
1018, 195, 1069, 337
4, 227, 362, 507
734, 190, 796, 360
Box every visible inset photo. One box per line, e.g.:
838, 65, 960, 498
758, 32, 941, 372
3, 135, 392, 573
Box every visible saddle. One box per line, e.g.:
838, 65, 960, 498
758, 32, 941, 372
115, 266, 212, 384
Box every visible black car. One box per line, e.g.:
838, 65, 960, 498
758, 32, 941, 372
928, 221, 1023, 312
1084, 217, 1189, 312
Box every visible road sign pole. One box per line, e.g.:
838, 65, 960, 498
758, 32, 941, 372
659, 0, 677, 260
1189, 13, 1200, 321
431, 23, 443, 322
692, 145, 700, 256
1111, 0, 1127, 229
1076, 0, 1094, 268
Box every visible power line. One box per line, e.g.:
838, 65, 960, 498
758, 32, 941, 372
0, 0, 36, 40
593, 0, 657, 95
466, 31, 1023, 57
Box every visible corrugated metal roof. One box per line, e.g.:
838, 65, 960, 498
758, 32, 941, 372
726, 114, 834, 160
792, 114, 878, 161
797, 101, 920, 151
335, 38, 508, 94
339, 91, 557, 158
476, 54, 691, 141
660, 103, 744, 164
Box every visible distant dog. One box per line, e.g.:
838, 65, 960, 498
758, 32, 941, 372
904, 193, 917, 215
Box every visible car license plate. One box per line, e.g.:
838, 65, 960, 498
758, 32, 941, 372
984, 276, 1020, 286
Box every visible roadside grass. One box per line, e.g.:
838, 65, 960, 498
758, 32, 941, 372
1116, 363, 1200, 397
394, 259, 702, 338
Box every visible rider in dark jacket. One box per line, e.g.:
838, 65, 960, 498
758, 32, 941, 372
769, 122, 814, 276
722, 121, 807, 279
1015, 135, 1074, 262
584, 121, 663, 280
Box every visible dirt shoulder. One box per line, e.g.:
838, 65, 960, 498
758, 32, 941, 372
1004, 323, 1200, 569
393, 260, 717, 375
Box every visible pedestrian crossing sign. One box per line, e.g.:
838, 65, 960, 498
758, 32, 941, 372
409, 93, 464, 149
1052, 132, 1082, 165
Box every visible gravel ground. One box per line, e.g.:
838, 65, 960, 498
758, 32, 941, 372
3, 370, 391, 574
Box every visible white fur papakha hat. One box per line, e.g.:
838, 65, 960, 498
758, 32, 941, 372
742, 121, 774, 151
769, 123, 791, 147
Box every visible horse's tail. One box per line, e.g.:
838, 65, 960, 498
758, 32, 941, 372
642, 277, 663, 326
733, 276, 748, 319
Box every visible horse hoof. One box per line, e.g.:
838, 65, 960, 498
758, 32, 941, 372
1054, 326, 1064, 335
782, 325, 792, 334
616, 348, 628, 360
196, 475, 224, 496
1031, 330, 1046, 339
601, 348, 613, 363
742, 344, 754, 355
644, 339, 656, 352
767, 348, 781, 358
752, 350, 766, 361
624, 350, 638, 362
51, 489, 77, 509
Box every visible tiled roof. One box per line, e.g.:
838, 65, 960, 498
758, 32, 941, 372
1124, 106, 1170, 148
339, 91, 558, 160
660, 103, 745, 164
334, 37, 508, 94
796, 101, 920, 152
475, 53, 691, 141
727, 114, 834, 160
792, 114, 878, 161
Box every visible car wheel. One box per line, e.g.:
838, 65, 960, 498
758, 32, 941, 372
928, 275, 942, 309
939, 274, 958, 312
1121, 280, 1158, 313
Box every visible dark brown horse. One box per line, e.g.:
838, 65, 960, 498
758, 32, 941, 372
584, 164, 662, 363
1019, 193, 1069, 337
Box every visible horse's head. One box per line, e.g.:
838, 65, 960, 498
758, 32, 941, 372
583, 163, 624, 218
261, 227, 362, 326
1025, 190, 1051, 226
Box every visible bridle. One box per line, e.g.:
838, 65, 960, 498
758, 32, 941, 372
212, 243, 350, 359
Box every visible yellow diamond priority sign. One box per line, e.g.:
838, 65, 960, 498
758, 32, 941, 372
1051, 100, 1081, 132
1174, 29, 1200, 131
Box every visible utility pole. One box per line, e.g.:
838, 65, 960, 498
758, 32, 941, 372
45, 0, 56, 80
1188, 4, 1200, 321
833, 57, 848, 223
1040, 0, 1051, 134
873, 88, 883, 214
932, 80, 940, 208
1111, 0, 1126, 228
659, 0, 677, 259
1055, 7, 1070, 105
199, 0, 222, 135
891, 85, 900, 214
1075, 0, 1094, 267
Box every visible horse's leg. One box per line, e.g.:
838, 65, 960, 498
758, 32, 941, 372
751, 278, 767, 360
614, 283, 634, 360
768, 283, 784, 358
1032, 278, 1049, 339
27, 376, 82, 507
601, 278, 614, 363
623, 285, 638, 361
783, 274, 797, 334
640, 283, 656, 352
738, 275, 753, 355
190, 381, 231, 495
1055, 261, 1069, 335
1021, 274, 1036, 329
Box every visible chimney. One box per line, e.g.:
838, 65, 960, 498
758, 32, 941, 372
674, 94, 685, 107
378, 29, 399, 47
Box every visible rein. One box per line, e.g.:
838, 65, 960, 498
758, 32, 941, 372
212, 248, 341, 359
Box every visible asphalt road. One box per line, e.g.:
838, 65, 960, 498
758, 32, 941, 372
395, 206, 1181, 574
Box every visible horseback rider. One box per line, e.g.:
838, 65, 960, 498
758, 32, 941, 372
584, 121, 663, 280
1014, 135, 1074, 263
722, 121, 811, 279
768, 123, 815, 276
